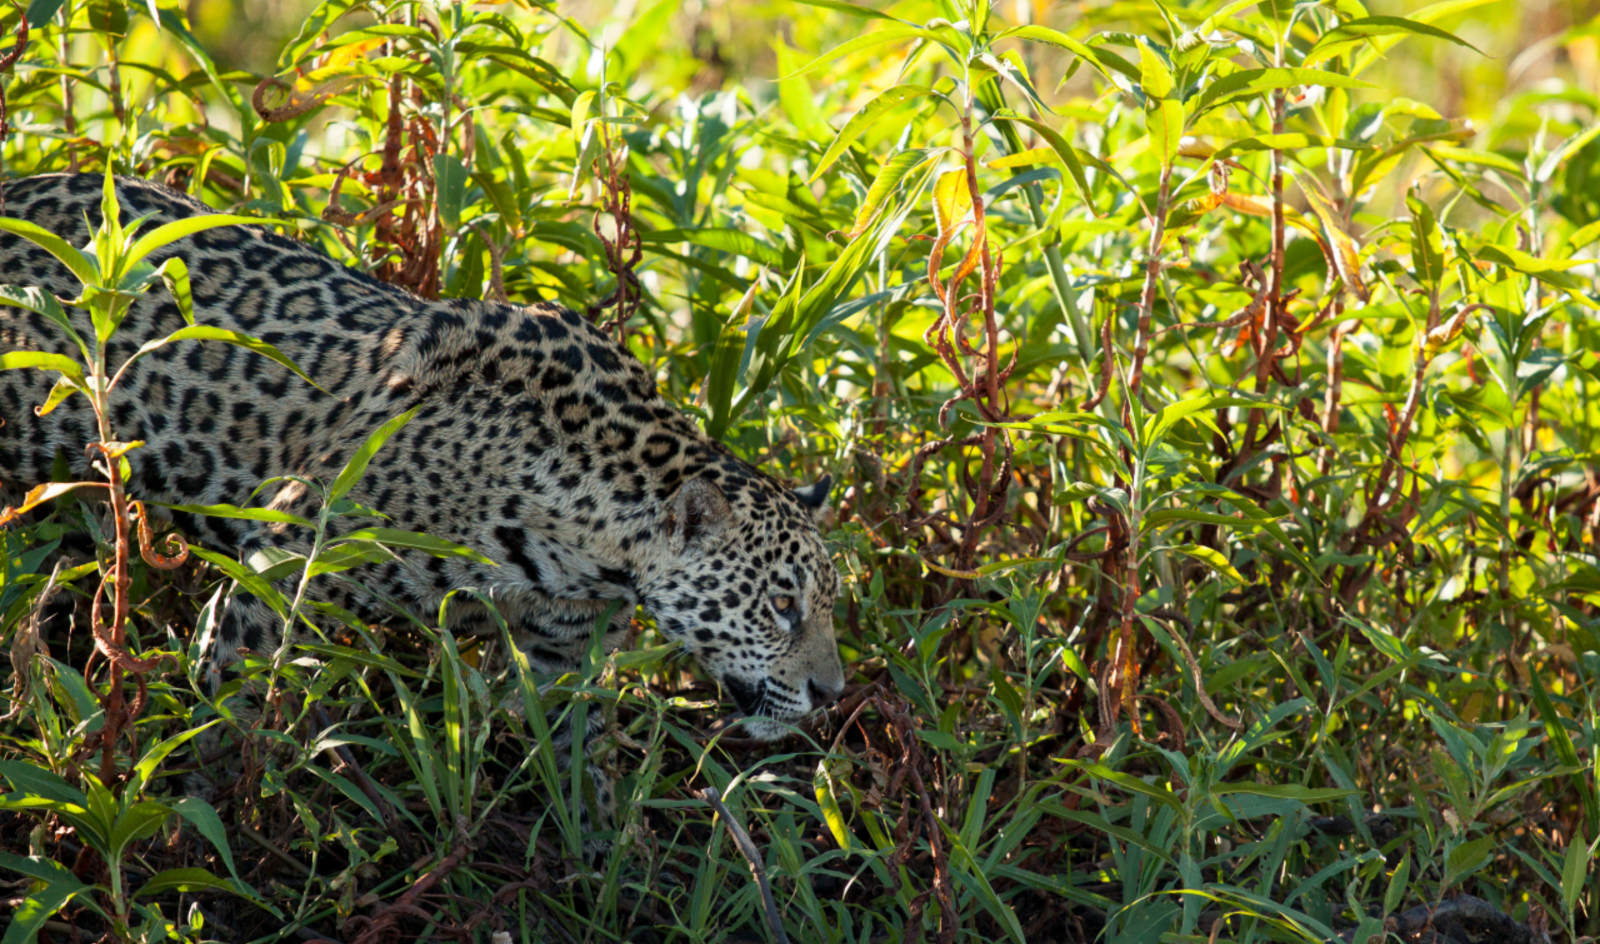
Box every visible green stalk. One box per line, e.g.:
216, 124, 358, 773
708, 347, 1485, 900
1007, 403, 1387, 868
977, 84, 1093, 369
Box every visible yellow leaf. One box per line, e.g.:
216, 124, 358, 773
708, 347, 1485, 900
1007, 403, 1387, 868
814, 761, 853, 851
1172, 543, 1245, 583
1414, 305, 1473, 364
322, 37, 386, 71
933, 169, 973, 238
0, 481, 108, 525
1301, 187, 1370, 302
1218, 193, 1274, 216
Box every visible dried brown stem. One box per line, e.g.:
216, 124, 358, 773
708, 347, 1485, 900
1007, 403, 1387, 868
699, 787, 792, 944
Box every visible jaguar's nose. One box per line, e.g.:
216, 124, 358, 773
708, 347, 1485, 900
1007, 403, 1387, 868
808, 678, 844, 709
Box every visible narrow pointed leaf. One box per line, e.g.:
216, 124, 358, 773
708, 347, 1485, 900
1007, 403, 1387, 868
1194, 68, 1379, 116
810, 85, 932, 183
123, 325, 327, 393
0, 219, 98, 286
1305, 16, 1481, 66
124, 214, 286, 271
330, 406, 420, 501
0, 351, 85, 383
991, 116, 1097, 215
333, 528, 496, 565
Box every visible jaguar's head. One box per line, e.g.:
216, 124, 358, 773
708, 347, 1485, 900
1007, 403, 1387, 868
639, 470, 845, 740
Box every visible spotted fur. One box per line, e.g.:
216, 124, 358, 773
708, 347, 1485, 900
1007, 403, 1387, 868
0, 174, 845, 741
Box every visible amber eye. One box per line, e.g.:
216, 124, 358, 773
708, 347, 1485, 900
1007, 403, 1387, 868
772, 595, 795, 613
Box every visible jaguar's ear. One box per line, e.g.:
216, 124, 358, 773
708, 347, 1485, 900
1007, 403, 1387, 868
792, 474, 832, 522
669, 477, 731, 554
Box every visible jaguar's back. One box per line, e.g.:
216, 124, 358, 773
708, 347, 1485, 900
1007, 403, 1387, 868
0, 173, 439, 519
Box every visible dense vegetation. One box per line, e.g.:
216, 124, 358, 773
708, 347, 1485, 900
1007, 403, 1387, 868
0, 0, 1597, 941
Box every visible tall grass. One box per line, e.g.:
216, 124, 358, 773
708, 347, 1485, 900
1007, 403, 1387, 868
0, 0, 1597, 941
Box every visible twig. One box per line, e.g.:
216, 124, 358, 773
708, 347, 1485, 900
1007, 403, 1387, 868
345, 840, 473, 944
698, 787, 791, 944
1147, 608, 1243, 730
310, 705, 412, 858
238, 823, 313, 877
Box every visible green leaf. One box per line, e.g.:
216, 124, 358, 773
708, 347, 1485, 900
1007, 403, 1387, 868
813, 764, 852, 852
276, 0, 364, 70
1147, 98, 1184, 165
169, 796, 271, 908
333, 528, 496, 566
134, 866, 234, 898
304, 541, 400, 577
569, 89, 596, 136
0, 877, 96, 944
994, 25, 1132, 82
1476, 245, 1590, 292
471, 171, 524, 235
990, 116, 1096, 215
1158, 482, 1320, 578
295, 642, 419, 677
1035, 801, 1177, 865
790, 0, 904, 19
1561, 827, 1589, 917
0, 351, 85, 384
781, 27, 945, 80
1212, 134, 1373, 160
939, 821, 1027, 944
0, 285, 87, 359
1406, 193, 1445, 288
1170, 544, 1244, 583
153, 502, 314, 528
129, 722, 217, 796
810, 84, 933, 183
187, 547, 289, 617
330, 406, 420, 502
1211, 782, 1359, 803
0, 219, 98, 287
124, 214, 286, 274
25, 0, 69, 27
1441, 835, 1494, 893
1193, 69, 1379, 116
1384, 851, 1411, 916
434, 153, 470, 231
847, 147, 940, 237
108, 802, 173, 859
1529, 671, 1581, 769
638, 228, 785, 267
1144, 394, 1265, 446
0, 760, 87, 806
123, 325, 327, 394
152, 256, 195, 325
1305, 16, 1482, 66
1138, 39, 1174, 99
1063, 760, 1184, 812
0, 851, 92, 891
917, 728, 966, 751
1514, 348, 1566, 402
703, 286, 754, 441
720, 214, 882, 436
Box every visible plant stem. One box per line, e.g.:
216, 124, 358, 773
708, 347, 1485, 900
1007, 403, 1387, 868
1128, 161, 1173, 401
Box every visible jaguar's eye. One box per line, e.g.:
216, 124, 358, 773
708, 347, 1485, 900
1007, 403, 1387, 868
772, 595, 795, 613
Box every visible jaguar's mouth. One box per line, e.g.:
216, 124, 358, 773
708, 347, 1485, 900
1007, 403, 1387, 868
713, 675, 804, 742
719, 673, 768, 717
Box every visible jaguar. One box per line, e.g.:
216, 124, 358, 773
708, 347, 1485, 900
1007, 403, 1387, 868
0, 173, 846, 757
